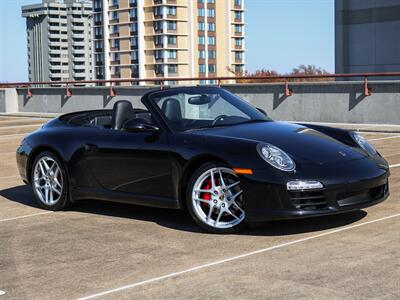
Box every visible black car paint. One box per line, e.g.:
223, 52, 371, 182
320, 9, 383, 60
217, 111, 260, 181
16, 87, 390, 220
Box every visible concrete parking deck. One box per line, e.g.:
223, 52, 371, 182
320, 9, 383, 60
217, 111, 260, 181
0, 116, 399, 300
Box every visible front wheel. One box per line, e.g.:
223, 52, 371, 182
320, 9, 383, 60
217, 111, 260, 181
186, 163, 246, 234
31, 151, 70, 211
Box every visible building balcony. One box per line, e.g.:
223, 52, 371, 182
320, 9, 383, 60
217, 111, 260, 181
72, 48, 85, 55
49, 49, 61, 55
72, 33, 85, 39
73, 64, 86, 70
72, 41, 85, 47
73, 56, 86, 62
48, 41, 61, 47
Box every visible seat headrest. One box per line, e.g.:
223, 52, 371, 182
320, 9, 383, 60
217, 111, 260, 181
111, 100, 135, 130
161, 98, 182, 121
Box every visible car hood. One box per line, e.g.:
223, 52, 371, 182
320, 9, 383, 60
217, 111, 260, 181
193, 121, 366, 165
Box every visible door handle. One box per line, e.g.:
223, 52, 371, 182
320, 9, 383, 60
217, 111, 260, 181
84, 144, 98, 153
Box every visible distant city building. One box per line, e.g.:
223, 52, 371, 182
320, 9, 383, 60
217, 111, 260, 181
22, 0, 93, 83
335, 0, 400, 75
92, 0, 245, 84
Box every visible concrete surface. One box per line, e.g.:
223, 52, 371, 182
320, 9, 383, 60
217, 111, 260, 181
1, 80, 400, 124
0, 116, 399, 299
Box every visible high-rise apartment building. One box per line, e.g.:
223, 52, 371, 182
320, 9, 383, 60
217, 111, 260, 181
335, 0, 400, 75
93, 0, 245, 84
22, 0, 93, 83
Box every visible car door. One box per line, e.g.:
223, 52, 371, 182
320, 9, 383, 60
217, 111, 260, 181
82, 127, 174, 200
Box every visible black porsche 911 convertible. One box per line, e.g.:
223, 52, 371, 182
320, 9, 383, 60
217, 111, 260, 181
16, 86, 390, 233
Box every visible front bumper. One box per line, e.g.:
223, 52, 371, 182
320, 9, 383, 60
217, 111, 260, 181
241, 158, 390, 222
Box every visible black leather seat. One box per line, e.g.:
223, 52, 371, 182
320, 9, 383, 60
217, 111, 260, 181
161, 98, 182, 122
111, 100, 135, 130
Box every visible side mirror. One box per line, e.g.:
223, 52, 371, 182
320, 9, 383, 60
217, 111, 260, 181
257, 107, 267, 116
123, 118, 159, 132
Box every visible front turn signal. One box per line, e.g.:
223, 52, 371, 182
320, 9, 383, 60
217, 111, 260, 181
233, 168, 253, 175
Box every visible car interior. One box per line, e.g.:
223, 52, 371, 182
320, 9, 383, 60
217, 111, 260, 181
62, 100, 155, 130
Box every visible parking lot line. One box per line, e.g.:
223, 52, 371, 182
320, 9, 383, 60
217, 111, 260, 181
77, 212, 400, 300
0, 211, 52, 223
0, 290, 5, 296
389, 163, 400, 168
368, 135, 400, 142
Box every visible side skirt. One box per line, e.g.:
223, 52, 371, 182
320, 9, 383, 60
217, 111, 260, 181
71, 187, 181, 210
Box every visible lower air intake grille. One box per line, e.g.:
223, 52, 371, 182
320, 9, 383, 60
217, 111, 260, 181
288, 190, 327, 210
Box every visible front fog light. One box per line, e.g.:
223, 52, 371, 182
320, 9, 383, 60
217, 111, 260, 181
287, 180, 324, 191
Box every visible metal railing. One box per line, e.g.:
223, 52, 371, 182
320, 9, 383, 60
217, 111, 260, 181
1, 72, 400, 98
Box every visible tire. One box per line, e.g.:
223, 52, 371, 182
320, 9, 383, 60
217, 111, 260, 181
31, 151, 71, 211
186, 162, 247, 234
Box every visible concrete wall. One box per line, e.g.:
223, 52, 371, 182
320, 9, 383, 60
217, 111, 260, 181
5, 80, 400, 124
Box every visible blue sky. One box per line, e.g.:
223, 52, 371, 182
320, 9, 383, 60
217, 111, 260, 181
0, 0, 334, 82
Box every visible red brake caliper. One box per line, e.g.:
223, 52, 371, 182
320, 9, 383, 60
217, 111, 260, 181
200, 179, 212, 206
200, 175, 220, 207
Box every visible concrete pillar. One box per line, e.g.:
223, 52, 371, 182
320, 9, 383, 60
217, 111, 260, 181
0, 88, 19, 113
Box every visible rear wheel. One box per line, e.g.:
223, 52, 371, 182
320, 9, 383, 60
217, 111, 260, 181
31, 151, 70, 211
186, 163, 246, 233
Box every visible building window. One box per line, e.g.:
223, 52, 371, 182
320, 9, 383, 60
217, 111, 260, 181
198, 22, 205, 31
235, 65, 243, 73
112, 25, 119, 34
207, 9, 215, 17
234, 0, 241, 6
155, 64, 164, 75
198, 8, 205, 17
168, 64, 177, 73
198, 0, 204, 3
235, 52, 242, 60
167, 35, 177, 45
154, 50, 163, 59
167, 50, 177, 59
154, 35, 163, 45
130, 23, 137, 32
95, 40, 102, 51
167, 21, 177, 30
234, 25, 243, 33
111, 39, 119, 48
154, 6, 163, 16
166, 6, 176, 16
112, 52, 120, 62
130, 8, 136, 18
208, 36, 215, 45
234, 11, 242, 20
94, 27, 103, 37
207, 0, 215, 3
154, 21, 162, 31
208, 64, 216, 73
113, 66, 120, 74
111, 11, 118, 20
208, 50, 216, 59
131, 37, 138, 47
235, 38, 243, 46
198, 36, 205, 45
111, 0, 118, 6
208, 23, 215, 31
131, 50, 138, 60
199, 64, 206, 73
131, 65, 138, 76
198, 50, 205, 59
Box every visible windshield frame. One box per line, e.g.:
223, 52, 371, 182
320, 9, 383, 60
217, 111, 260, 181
146, 87, 271, 132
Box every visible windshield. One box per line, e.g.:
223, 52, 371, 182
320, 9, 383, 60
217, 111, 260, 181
150, 88, 270, 131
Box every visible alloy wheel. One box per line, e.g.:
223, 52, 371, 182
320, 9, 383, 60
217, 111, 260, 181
192, 167, 245, 229
33, 156, 63, 205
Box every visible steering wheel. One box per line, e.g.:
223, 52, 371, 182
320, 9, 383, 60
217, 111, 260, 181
211, 115, 229, 126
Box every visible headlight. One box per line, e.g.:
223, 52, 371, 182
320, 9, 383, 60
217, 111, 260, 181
257, 144, 296, 172
351, 132, 377, 156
